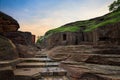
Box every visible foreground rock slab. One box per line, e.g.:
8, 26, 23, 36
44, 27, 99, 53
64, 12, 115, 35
48, 45, 120, 80
60, 61, 120, 80
0, 66, 15, 80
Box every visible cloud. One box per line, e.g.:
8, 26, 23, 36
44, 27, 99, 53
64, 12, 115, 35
17, 0, 114, 38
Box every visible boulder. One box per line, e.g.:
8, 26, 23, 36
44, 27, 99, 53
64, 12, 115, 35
0, 11, 19, 33
0, 12, 35, 45
0, 35, 18, 60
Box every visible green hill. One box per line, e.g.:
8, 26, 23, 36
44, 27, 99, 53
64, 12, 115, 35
37, 11, 120, 43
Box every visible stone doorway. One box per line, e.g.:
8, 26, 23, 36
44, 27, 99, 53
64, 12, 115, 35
75, 36, 79, 45
63, 34, 67, 41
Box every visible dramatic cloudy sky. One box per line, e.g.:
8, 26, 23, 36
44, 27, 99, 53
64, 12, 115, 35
0, 0, 114, 38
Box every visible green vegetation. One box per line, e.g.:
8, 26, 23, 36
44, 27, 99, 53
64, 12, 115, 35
85, 11, 120, 32
36, 34, 53, 44
36, 36, 44, 44
109, 0, 120, 12
45, 26, 80, 35
45, 11, 120, 35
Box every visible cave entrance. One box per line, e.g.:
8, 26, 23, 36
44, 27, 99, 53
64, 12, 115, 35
63, 34, 67, 41
80, 26, 86, 41
75, 38, 78, 45
99, 37, 110, 41
75, 36, 79, 45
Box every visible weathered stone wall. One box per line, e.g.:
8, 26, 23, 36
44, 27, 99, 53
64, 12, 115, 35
96, 22, 120, 45
41, 31, 94, 49
42, 31, 86, 49
41, 22, 120, 49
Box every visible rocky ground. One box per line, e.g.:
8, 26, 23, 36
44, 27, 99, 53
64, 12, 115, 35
48, 45, 120, 80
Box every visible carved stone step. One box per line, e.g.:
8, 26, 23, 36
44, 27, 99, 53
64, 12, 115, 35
20, 58, 57, 62
43, 76, 68, 80
14, 67, 66, 77
0, 59, 21, 68
16, 62, 59, 68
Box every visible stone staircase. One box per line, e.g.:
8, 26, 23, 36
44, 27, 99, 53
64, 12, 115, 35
14, 53, 68, 80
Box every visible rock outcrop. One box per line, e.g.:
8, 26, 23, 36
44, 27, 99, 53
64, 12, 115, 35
4, 31, 34, 45
0, 11, 35, 45
0, 12, 38, 80
0, 11, 19, 33
0, 35, 18, 60
0, 11, 37, 59
16, 44, 38, 58
40, 22, 120, 49
48, 45, 120, 80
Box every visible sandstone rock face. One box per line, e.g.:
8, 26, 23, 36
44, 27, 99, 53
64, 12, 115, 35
4, 31, 34, 45
41, 31, 94, 49
95, 22, 120, 45
0, 35, 18, 60
16, 44, 38, 58
0, 11, 38, 80
0, 12, 36, 59
0, 11, 35, 45
48, 45, 120, 80
0, 11, 19, 33
32, 35, 36, 43
40, 22, 120, 49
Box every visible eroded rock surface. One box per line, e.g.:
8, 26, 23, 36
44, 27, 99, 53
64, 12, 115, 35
4, 31, 34, 45
16, 44, 38, 58
39, 21, 120, 49
0, 11, 19, 33
0, 11, 35, 45
0, 35, 18, 60
48, 45, 120, 80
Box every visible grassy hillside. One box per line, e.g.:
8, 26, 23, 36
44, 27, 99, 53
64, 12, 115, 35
46, 11, 120, 34
37, 11, 120, 43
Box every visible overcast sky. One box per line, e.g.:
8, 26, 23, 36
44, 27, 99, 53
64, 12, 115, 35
0, 0, 114, 38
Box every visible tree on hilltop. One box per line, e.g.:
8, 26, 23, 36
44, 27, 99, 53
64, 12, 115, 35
109, 0, 120, 12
